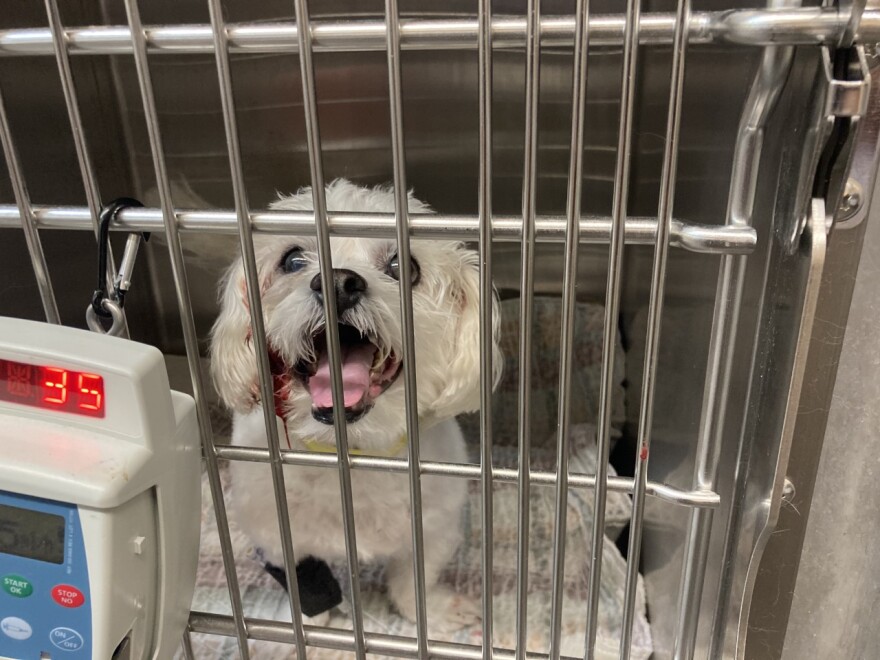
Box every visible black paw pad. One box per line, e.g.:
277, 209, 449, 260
264, 556, 342, 618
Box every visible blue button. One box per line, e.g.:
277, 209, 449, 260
50, 627, 84, 652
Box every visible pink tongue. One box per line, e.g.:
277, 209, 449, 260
308, 344, 375, 408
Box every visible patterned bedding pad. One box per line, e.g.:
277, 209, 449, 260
458, 298, 627, 451
184, 424, 652, 659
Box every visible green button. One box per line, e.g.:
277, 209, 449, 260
2, 574, 33, 598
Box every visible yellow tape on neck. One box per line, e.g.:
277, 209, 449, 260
301, 434, 408, 457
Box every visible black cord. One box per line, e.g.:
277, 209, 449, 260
91, 197, 145, 318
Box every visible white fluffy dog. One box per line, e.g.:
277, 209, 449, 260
211, 179, 501, 631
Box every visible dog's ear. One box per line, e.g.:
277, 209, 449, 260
210, 259, 259, 414
431, 247, 502, 419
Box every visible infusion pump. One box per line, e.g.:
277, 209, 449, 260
0, 317, 201, 660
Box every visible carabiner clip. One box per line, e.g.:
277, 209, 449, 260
85, 197, 149, 337
86, 297, 126, 337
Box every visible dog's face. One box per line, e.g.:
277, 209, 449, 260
211, 229, 501, 450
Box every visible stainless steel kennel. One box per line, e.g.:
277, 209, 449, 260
0, 0, 877, 658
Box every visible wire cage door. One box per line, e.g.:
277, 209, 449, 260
0, 0, 878, 658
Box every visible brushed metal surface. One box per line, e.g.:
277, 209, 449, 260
740, 45, 880, 660
781, 169, 880, 660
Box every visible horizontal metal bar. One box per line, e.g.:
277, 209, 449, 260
189, 611, 584, 660
0, 205, 756, 254
214, 444, 720, 508
0, 8, 877, 55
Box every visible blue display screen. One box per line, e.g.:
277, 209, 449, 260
0, 503, 65, 564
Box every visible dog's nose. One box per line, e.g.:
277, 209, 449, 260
310, 269, 367, 313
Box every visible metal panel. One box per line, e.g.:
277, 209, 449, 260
781, 160, 880, 660
747, 45, 880, 660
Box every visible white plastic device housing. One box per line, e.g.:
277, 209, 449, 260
0, 317, 201, 660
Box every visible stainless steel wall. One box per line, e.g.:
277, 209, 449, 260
779, 167, 880, 660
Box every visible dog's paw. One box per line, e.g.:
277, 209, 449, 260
395, 587, 481, 635
302, 610, 330, 628
425, 587, 482, 634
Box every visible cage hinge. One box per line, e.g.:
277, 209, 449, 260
781, 45, 876, 251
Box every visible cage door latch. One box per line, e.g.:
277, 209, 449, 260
782, 45, 877, 251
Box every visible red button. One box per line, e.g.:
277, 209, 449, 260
51, 585, 84, 608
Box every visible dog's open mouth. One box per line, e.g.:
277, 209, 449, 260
293, 324, 401, 424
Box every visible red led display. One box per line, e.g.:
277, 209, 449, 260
0, 358, 104, 418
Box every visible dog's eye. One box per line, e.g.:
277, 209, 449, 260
386, 253, 421, 285
280, 246, 308, 273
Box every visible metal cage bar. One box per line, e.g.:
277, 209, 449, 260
583, 0, 640, 652
119, 0, 252, 656
1, 8, 878, 56
213, 444, 721, 508
43, 0, 126, 335
291, 0, 369, 653
0, 206, 757, 253
0, 85, 60, 324
515, 0, 541, 655
204, 0, 309, 655
476, 0, 495, 654
619, 0, 690, 656
680, 0, 802, 655
190, 611, 588, 659
180, 628, 195, 660
384, 0, 430, 651
547, 0, 591, 653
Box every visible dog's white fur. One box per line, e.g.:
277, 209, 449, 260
211, 179, 501, 631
